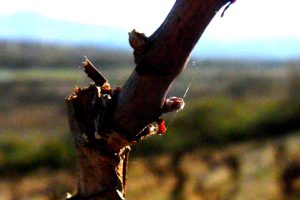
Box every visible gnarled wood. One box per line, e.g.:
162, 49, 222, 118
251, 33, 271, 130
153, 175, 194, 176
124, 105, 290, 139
66, 0, 235, 199
113, 0, 233, 136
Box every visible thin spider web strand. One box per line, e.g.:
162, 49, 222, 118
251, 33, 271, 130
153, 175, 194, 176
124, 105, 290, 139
166, 61, 199, 128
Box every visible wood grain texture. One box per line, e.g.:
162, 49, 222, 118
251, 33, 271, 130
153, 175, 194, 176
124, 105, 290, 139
66, 0, 234, 199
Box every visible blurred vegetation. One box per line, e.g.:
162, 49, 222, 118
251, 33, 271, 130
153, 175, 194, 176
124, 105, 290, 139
134, 98, 300, 155
1, 41, 300, 199
0, 134, 75, 176
0, 40, 134, 69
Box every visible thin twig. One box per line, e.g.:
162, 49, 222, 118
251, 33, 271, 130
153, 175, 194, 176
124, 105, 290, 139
82, 57, 108, 86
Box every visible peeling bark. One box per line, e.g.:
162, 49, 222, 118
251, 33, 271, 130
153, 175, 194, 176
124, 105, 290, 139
66, 0, 236, 199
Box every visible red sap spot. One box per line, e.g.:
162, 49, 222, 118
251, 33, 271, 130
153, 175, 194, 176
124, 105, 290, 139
157, 118, 167, 134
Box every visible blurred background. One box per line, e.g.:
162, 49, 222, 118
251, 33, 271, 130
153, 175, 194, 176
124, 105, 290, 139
1, 0, 300, 199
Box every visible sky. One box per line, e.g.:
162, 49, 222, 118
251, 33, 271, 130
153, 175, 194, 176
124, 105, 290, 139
1, 0, 300, 41
0, 0, 300, 59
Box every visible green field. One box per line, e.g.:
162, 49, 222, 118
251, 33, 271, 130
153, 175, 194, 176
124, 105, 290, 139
1, 59, 300, 199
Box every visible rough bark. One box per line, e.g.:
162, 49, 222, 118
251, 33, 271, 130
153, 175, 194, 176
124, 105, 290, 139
66, 0, 235, 199
114, 0, 232, 136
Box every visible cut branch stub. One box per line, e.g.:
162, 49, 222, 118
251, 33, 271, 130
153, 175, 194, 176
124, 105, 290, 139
66, 59, 130, 199
66, 58, 181, 199
66, 0, 237, 199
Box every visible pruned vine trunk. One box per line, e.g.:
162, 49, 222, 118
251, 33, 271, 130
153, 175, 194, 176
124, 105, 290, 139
66, 0, 236, 199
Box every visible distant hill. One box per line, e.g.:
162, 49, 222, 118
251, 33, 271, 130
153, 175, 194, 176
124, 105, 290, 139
0, 12, 300, 60
0, 12, 130, 50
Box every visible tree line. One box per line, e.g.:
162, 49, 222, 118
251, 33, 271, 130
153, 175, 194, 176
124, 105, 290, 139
0, 40, 133, 69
